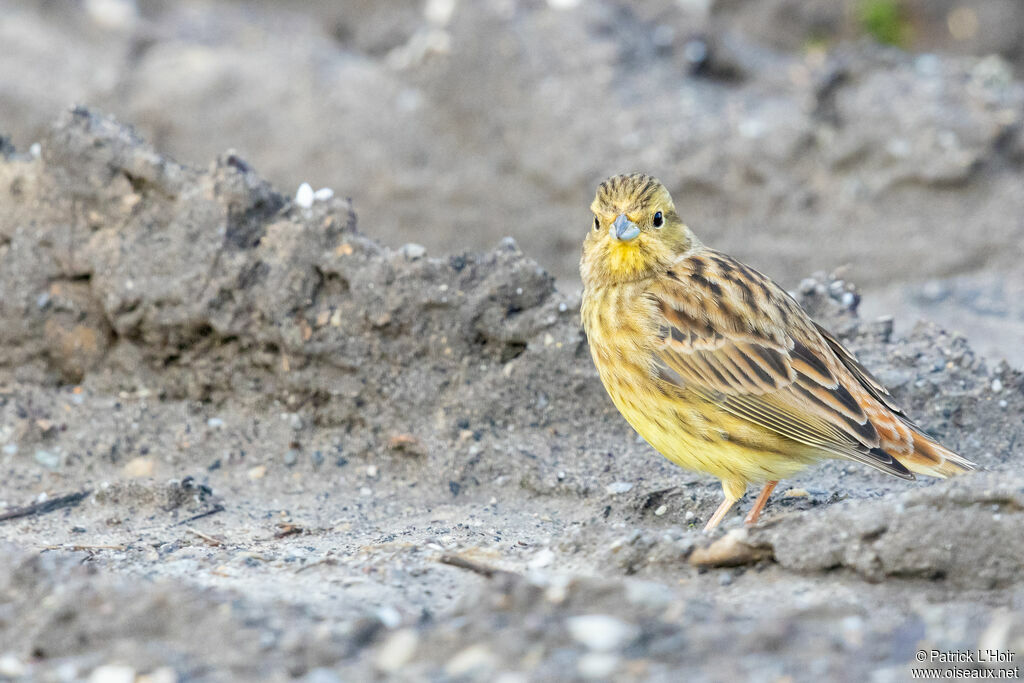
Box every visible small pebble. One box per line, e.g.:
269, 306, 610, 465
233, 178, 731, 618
991, 379, 1003, 392
374, 629, 419, 673
529, 548, 555, 569
605, 481, 633, 495
376, 606, 402, 629
0, 654, 26, 678
366, 465, 379, 478
2, 444, 17, 455
578, 652, 620, 679
34, 449, 60, 470
445, 644, 497, 676
247, 465, 267, 480
654, 504, 668, 516
206, 417, 224, 428
295, 183, 314, 209
122, 456, 155, 478
283, 450, 299, 467
88, 665, 136, 683
313, 187, 334, 201
401, 243, 427, 260
567, 615, 639, 651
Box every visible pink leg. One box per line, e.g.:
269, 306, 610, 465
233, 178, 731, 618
744, 481, 779, 525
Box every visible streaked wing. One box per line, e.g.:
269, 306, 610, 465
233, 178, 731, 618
813, 322, 916, 422
647, 254, 914, 479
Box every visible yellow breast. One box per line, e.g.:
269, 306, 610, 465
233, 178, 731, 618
581, 282, 819, 486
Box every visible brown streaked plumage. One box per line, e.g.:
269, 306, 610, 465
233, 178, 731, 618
580, 172, 975, 531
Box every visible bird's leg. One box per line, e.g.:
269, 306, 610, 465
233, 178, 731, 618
744, 480, 779, 526
704, 479, 746, 532
703, 497, 737, 531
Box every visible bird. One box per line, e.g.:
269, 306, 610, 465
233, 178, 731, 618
580, 172, 975, 531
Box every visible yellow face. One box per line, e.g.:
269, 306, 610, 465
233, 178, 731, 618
581, 173, 695, 286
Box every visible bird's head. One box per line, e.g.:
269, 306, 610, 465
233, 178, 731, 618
580, 173, 698, 286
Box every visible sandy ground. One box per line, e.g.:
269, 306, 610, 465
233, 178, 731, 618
0, 109, 1022, 682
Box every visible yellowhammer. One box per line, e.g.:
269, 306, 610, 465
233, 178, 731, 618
580, 173, 975, 531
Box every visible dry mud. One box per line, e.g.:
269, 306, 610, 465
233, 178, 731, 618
0, 110, 1022, 682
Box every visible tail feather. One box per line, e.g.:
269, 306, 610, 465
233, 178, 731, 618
899, 431, 976, 479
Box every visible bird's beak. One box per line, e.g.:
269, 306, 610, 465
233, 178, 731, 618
611, 214, 640, 242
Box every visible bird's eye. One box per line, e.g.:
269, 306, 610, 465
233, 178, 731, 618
593, 216, 600, 231
653, 211, 664, 228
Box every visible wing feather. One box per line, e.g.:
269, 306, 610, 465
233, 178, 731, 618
647, 262, 915, 480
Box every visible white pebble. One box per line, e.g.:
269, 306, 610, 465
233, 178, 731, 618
0, 655, 26, 678
206, 417, 224, 428
88, 665, 136, 683
991, 379, 1003, 392
374, 629, 419, 673
366, 465, 379, 478
578, 652, 620, 679
529, 548, 555, 569
654, 504, 668, 516
295, 182, 314, 209
376, 605, 402, 629
401, 243, 427, 260
313, 187, 334, 201
425, 0, 456, 25
567, 615, 639, 651
85, 0, 137, 30
605, 481, 633, 495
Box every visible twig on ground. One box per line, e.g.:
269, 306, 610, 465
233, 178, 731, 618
171, 504, 225, 527
438, 553, 512, 579
186, 527, 225, 546
0, 490, 91, 523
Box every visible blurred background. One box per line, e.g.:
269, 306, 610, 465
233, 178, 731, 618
3, 0, 1023, 364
